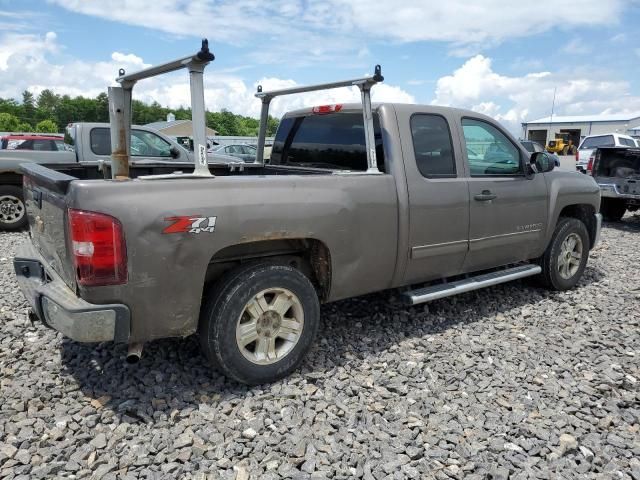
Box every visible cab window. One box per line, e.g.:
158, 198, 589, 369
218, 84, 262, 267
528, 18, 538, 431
410, 114, 456, 177
90, 128, 172, 157
462, 118, 522, 176
271, 112, 385, 172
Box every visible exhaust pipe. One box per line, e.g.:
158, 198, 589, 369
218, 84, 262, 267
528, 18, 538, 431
126, 342, 143, 364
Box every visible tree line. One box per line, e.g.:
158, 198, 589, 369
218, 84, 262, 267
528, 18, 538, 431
0, 89, 279, 136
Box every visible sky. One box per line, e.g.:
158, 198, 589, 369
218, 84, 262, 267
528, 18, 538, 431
1, 0, 640, 134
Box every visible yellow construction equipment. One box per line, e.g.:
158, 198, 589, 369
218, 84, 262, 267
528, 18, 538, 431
546, 133, 577, 155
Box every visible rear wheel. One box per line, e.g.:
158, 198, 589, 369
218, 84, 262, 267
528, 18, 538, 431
537, 217, 589, 290
600, 198, 626, 222
199, 263, 320, 385
0, 185, 27, 231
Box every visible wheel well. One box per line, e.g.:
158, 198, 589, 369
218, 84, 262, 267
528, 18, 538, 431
203, 238, 332, 301
0, 173, 23, 186
559, 204, 597, 248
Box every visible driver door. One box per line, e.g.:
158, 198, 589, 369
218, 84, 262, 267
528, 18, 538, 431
87, 127, 182, 164
461, 117, 548, 272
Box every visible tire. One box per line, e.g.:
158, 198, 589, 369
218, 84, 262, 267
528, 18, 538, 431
0, 185, 27, 231
537, 217, 590, 291
600, 198, 626, 222
199, 263, 320, 385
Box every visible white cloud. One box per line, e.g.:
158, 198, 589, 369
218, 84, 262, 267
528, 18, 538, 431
48, 0, 626, 57
561, 37, 591, 55
432, 55, 640, 133
0, 31, 58, 71
610, 33, 626, 43
0, 31, 414, 119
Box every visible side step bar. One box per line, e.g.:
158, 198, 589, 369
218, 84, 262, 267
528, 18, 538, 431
403, 264, 542, 305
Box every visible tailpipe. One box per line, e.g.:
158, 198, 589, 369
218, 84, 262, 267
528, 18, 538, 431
126, 342, 143, 364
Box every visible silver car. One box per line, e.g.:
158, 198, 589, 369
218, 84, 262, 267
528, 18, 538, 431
210, 144, 257, 162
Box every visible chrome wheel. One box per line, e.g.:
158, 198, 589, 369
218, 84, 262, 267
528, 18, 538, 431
0, 195, 25, 225
557, 232, 583, 280
236, 287, 304, 365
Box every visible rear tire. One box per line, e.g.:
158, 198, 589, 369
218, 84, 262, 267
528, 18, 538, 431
0, 185, 27, 231
199, 263, 320, 385
600, 198, 626, 222
537, 217, 589, 291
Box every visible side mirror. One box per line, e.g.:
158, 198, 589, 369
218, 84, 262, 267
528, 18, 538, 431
530, 151, 555, 173
169, 146, 180, 159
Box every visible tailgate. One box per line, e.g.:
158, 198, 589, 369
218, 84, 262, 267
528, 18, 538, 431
578, 149, 592, 165
21, 163, 77, 289
595, 148, 640, 196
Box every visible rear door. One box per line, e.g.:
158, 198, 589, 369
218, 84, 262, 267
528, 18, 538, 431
401, 112, 470, 284
461, 117, 548, 272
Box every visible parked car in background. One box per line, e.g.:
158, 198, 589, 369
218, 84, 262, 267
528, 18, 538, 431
1, 135, 68, 151
589, 146, 640, 221
521, 140, 561, 167
577, 133, 638, 173
210, 143, 257, 162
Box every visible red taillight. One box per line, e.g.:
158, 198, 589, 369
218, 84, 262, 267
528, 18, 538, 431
587, 156, 594, 174
312, 104, 343, 115
575, 149, 579, 162
68, 209, 127, 286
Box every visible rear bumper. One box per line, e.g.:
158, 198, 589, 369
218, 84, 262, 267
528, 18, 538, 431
13, 242, 130, 343
598, 183, 640, 200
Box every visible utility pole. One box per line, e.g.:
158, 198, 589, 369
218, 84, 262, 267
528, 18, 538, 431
548, 87, 557, 144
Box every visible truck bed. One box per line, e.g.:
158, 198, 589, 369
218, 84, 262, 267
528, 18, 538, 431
594, 147, 640, 198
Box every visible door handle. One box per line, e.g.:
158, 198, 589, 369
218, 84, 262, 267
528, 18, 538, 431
474, 190, 497, 201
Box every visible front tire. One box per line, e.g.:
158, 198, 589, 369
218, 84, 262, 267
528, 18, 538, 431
199, 263, 320, 385
0, 185, 27, 231
537, 217, 589, 290
600, 198, 626, 222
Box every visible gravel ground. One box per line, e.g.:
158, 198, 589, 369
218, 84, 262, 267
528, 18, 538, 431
1, 215, 639, 480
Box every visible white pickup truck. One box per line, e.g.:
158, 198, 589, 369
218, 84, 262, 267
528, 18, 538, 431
577, 133, 638, 173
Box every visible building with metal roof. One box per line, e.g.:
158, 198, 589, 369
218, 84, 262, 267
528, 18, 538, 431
145, 118, 218, 137
521, 112, 640, 147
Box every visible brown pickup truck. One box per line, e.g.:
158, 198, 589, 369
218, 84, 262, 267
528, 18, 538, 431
14, 41, 602, 384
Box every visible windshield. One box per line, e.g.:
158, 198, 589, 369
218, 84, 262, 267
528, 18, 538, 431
580, 135, 614, 150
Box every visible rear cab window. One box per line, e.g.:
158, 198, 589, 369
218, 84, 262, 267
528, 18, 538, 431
270, 111, 385, 172
580, 135, 614, 149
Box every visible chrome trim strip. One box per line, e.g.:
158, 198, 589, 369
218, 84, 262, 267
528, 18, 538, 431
470, 229, 541, 243
411, 239, 468, 259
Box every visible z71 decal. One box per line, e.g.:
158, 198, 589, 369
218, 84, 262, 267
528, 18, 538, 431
163, 216, 217, 234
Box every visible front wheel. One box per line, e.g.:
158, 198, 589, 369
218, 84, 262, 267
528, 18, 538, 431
0, 185, 27, 231
199, 263, 320, 385
537, 217, 589, 290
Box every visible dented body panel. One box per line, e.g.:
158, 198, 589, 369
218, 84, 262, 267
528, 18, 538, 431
65, 173, 399, 341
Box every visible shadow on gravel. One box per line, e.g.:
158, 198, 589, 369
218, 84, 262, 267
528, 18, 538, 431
59, 264, 606, 421
602, 212, 640, 233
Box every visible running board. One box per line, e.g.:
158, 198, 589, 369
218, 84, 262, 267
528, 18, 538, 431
403, 264, 541, 305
